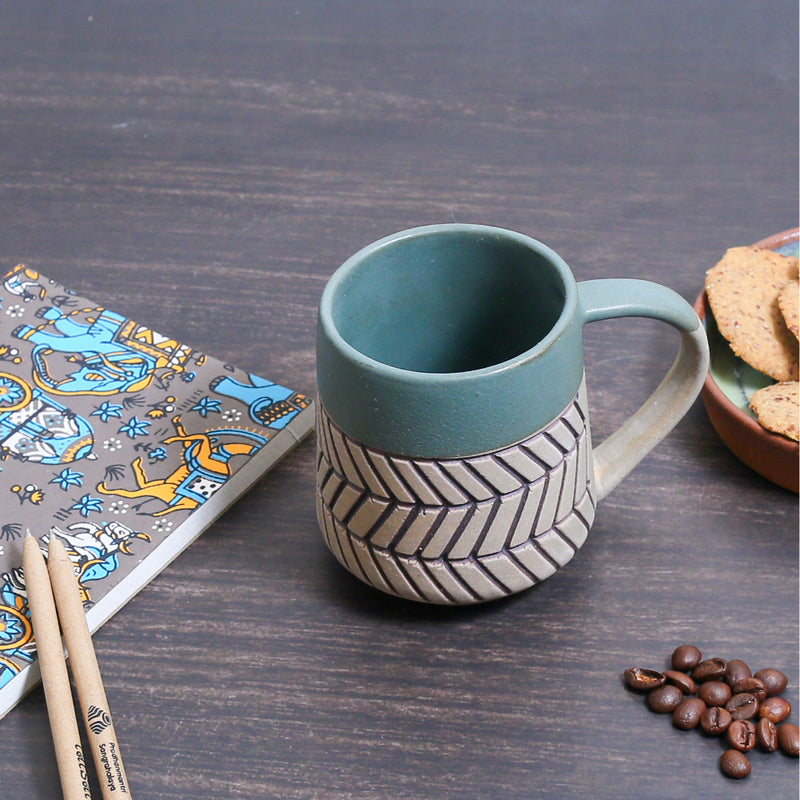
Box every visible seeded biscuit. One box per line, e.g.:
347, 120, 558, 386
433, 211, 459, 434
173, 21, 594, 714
705, 246, 799, 381
750, 381, 799, 441
778, 279, 799, 340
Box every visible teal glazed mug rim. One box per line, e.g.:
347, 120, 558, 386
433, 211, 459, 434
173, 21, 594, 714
319, 224, 577, 383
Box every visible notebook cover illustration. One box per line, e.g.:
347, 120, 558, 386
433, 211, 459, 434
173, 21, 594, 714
0, 264, 313, 719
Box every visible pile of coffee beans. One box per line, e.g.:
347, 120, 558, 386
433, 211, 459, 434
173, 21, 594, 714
624, 644, 799, 780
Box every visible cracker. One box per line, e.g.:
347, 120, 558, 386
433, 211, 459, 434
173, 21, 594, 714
778, 279, 799, 340
750, 381, 799, 441
705, 246, 799, 381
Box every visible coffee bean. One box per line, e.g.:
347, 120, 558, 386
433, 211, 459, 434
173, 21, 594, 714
732, 676, 767, 703
672, 697, 706, 730
727, 719, 757, 751
700, 706, 732, 736
757, 717, 778, 752
671, 644, 702, 671
646, 684, 684, 713
726, 693, 759, 721
697, 680, 731, 707
624, 667, 665, 692
724, 659, 751, 687
692, 657, 727, 682
759, 696, 791, 724
777, 723, 799, 757
720, 749, 751, 779
663, 669, 696, 695
754, 668, 789, 697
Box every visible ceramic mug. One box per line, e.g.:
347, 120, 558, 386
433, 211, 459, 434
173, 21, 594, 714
315, 224, 709, 604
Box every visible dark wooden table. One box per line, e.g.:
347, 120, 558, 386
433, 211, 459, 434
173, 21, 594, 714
1, 3, 797, 798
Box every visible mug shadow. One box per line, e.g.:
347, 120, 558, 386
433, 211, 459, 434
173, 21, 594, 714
316, 551, 538, 625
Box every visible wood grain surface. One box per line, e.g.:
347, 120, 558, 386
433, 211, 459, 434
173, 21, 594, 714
1, 2, 797, 798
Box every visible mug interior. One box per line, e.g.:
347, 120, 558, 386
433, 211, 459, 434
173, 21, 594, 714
331, 229, 568, 373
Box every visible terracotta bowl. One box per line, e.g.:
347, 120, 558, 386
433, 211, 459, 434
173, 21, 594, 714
693, 228, 799, 493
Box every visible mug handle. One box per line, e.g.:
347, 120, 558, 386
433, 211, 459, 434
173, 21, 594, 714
577, 278, 710, 501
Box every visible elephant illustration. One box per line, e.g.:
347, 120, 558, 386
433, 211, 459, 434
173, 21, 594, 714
14, 306, 193, 396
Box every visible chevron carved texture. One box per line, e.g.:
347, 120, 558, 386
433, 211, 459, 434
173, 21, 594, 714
316, 382, 596, 605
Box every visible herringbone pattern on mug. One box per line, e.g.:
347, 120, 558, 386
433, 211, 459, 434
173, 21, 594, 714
316, 384, 596, 604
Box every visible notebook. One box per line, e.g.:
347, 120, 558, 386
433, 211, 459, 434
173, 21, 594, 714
0, 264, 314, 718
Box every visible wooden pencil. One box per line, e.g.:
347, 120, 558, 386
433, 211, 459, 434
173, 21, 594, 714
47, 536, 133, 798
23, 533, 93, 800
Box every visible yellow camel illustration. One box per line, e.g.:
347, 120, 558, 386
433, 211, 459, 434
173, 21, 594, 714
96, 416, 264, 515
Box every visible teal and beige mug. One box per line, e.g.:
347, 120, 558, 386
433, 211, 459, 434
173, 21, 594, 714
315, 224, 709, 604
